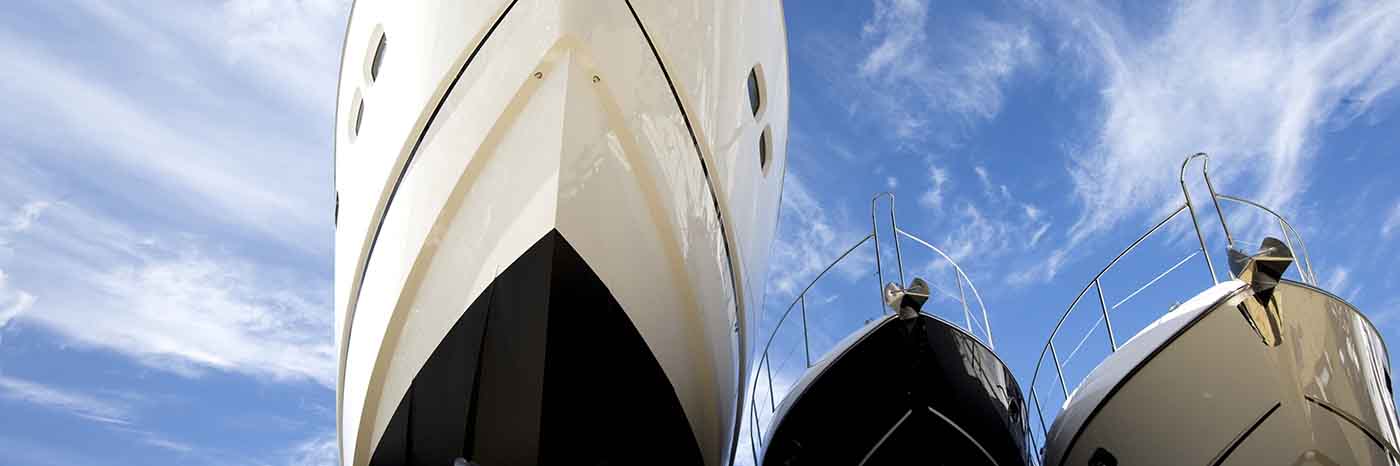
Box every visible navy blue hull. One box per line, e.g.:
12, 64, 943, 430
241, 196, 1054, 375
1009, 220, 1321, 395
762, 314, 1031, 465
369, 230, 703, 466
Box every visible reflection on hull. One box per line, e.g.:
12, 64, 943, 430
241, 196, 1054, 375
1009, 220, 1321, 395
1045, 281, 1400, 466
332, 1, 790, 465
762, 313, 1031, 465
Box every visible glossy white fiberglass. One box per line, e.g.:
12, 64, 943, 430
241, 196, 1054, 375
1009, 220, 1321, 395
1045, 280, 1400, 465
332, 1, 789, 466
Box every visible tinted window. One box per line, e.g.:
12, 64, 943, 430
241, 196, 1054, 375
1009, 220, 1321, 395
747, 67, 761, 116
370, 34, 387, 82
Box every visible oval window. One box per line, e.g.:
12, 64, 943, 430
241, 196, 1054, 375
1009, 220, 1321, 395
348, 91, 364, 140
747, 65, 763, 117
370, 33, 387, 82
759, 125, 772, 175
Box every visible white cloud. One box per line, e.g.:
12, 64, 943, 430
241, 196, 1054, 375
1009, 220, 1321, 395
918, 165, 950, 210
0, 3, 342, 254
1023, 204, 1043, 221
913, 166, 1060, 287
220, 0, 350, 110
1055, 0, 1400, 240
0, 375, 132, 425
1029, 223, 1051, 247
0, 0, 340, 399
86, 251, 331, 385
5, 201, 50, 233
1008, 248, 1070, 287
141, 436, 195, 454
766, 174, 876, 301
854, 0, 1040, 145
1383, 202, 1400, 238
974, 166, 992, 189
886, 176, 899, 189
0, 199, 333, 387
285, 431, 338, 466
0, 269, 35, 335
1325, 266, 1352, 297
972, 165, 1016, 203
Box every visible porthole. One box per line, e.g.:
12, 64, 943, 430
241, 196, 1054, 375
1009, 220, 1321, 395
349, 91, 364, 140
354, 99, 365, 136
370, 33, 387, 82
759, 125, 772, 175
363, 26, 386, 84
746, 65, 764, 117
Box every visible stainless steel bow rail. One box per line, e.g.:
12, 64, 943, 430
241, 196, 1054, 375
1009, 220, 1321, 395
1023, 153, 1317, 464
744, 193, 995, 464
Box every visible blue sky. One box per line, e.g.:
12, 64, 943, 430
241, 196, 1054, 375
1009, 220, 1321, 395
0, 1, 1397, 465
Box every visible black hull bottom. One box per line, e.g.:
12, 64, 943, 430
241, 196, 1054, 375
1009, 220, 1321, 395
369, 230, 703, 466
763, 314, 1031, 465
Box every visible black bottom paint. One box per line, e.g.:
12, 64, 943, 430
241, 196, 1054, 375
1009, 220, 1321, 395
369, 230, 703, 466
763, 315, 1031, 466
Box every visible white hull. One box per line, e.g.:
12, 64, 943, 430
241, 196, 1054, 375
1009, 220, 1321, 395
1045, 280, 1400, 465
332, 1, 789, 465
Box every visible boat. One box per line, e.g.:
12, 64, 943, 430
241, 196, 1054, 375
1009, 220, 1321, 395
1027, 154, 1400, 465
331, 1, 789, 465
747, 195, 1033, 465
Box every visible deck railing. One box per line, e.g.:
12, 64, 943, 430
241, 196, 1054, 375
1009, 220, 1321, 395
744, 193, 994, 464
1023, 153, 1317, 463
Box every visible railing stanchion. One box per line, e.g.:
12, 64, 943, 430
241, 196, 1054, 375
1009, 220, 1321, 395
751, 391, 762, 444
896, 228, 995, 349
956, 271, 972, 332
1022, 161, 1320, 459
1276, 217, 1304, 281
1095, 279, 1117, 352
1181, 153, 1221, 285
1199, 157, 1235, 251
888, 197, 905, 286
800, 295, 811, 367
764, 354, 776, 412
872, 195, 886, 309
1215, 194, 1318, 285
1050, 341, 1069, 399
871, 192, 904, 299
750, 420, 760, 466
1031, 388, 1049, 439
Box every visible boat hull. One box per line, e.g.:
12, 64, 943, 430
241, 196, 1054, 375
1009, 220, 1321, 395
760, 313, 1032, 465
332, 1, 790, 465
1045, 281, 1400, 465
366, 230, 703, 465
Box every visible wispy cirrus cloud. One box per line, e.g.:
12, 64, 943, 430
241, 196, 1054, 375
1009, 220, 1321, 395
766, 173, 876, 302
1051, 0, 1400, 240
285, 431, 339, 466
0, 0, 344, 463
0, 159, 334, 388
1383, 201, 1400, 238
0, 202, 43, 336
917, 164, 951, 211
901, 163, 1060, 287
0, 374, 132, 425
827, 0, 1041, 148
0, 269, 35, 336
0, 0, 339, 385
5, 201, 50, 234
0, 1, 344, 254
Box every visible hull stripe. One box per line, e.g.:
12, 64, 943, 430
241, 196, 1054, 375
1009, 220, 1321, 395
338, 0, 520, 445
622, 3, 749, 463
